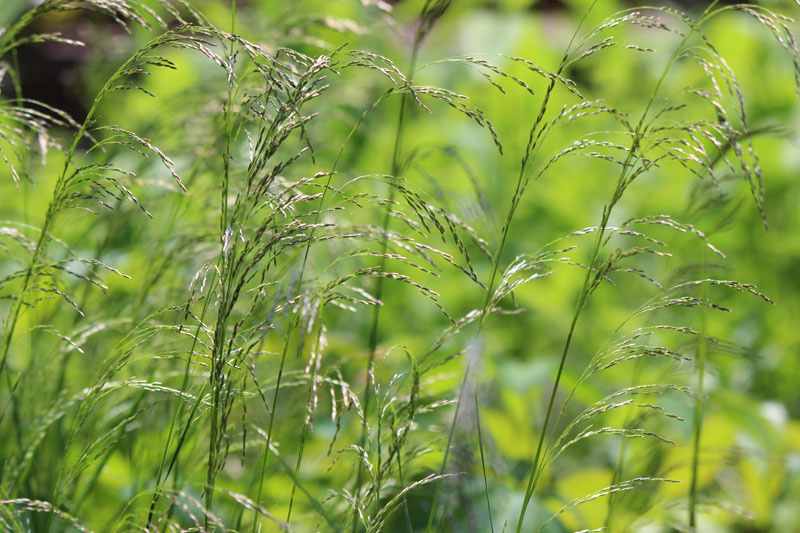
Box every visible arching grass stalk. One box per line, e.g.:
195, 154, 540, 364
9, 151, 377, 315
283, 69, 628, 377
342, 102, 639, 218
601, 118, 778, 529
196, 22, 351, 533
1, 22, 214, 511
61, 141, 213, 520
426, 4, 599, 531
353, 2, 451, 530
603, 359, 644, 530
0, 24, 193, 434
146, 269, 218, 528
283, 79, 397, 529
515, 4, 723, 530
0, 0, 189, 386
253, 71, 381, 533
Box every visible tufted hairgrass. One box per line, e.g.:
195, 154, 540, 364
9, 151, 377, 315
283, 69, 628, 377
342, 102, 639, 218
0, 0, 798, 531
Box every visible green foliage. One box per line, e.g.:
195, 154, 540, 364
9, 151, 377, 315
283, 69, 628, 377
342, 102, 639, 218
1, 0, 799, 531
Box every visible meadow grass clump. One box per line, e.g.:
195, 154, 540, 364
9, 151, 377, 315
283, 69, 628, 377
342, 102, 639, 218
1, 0, 799, 531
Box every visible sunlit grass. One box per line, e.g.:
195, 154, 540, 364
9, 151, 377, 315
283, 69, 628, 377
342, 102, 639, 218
1, 1, 799, 531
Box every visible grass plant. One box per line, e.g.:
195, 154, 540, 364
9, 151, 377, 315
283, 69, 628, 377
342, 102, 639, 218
1, 0, 799, 531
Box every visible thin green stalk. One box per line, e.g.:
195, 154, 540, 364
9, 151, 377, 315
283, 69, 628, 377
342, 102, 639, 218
475, 390, 494, 533
251, 316, 295, 533
516, 286, 588, 531
205, 309, 227, 520
204, 3, 238, 521
603, 112, 754, 533
604, 358, 645, 530
0, 2, 51, 56
516, 97, 648, 533
390, 407, 414, 533
352, 204, 393, 529
0, 222, 48, 380
287, 317, 324, 522
426, 21, 587, 533
425, 359, 469, 532
1, 18, 208, 394
220, 0, 236, 238
147, 270, 218, 527
0, 37, 175, 458
54, 148, 204, 498
689, 252, 709, 529
282, 53, 399, 533
246, 44, 340, 532
352, 5, 433, 527
514, 5, 719, 527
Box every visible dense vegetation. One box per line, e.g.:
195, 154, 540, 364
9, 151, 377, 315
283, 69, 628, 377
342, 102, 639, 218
1, 0, 799, 531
